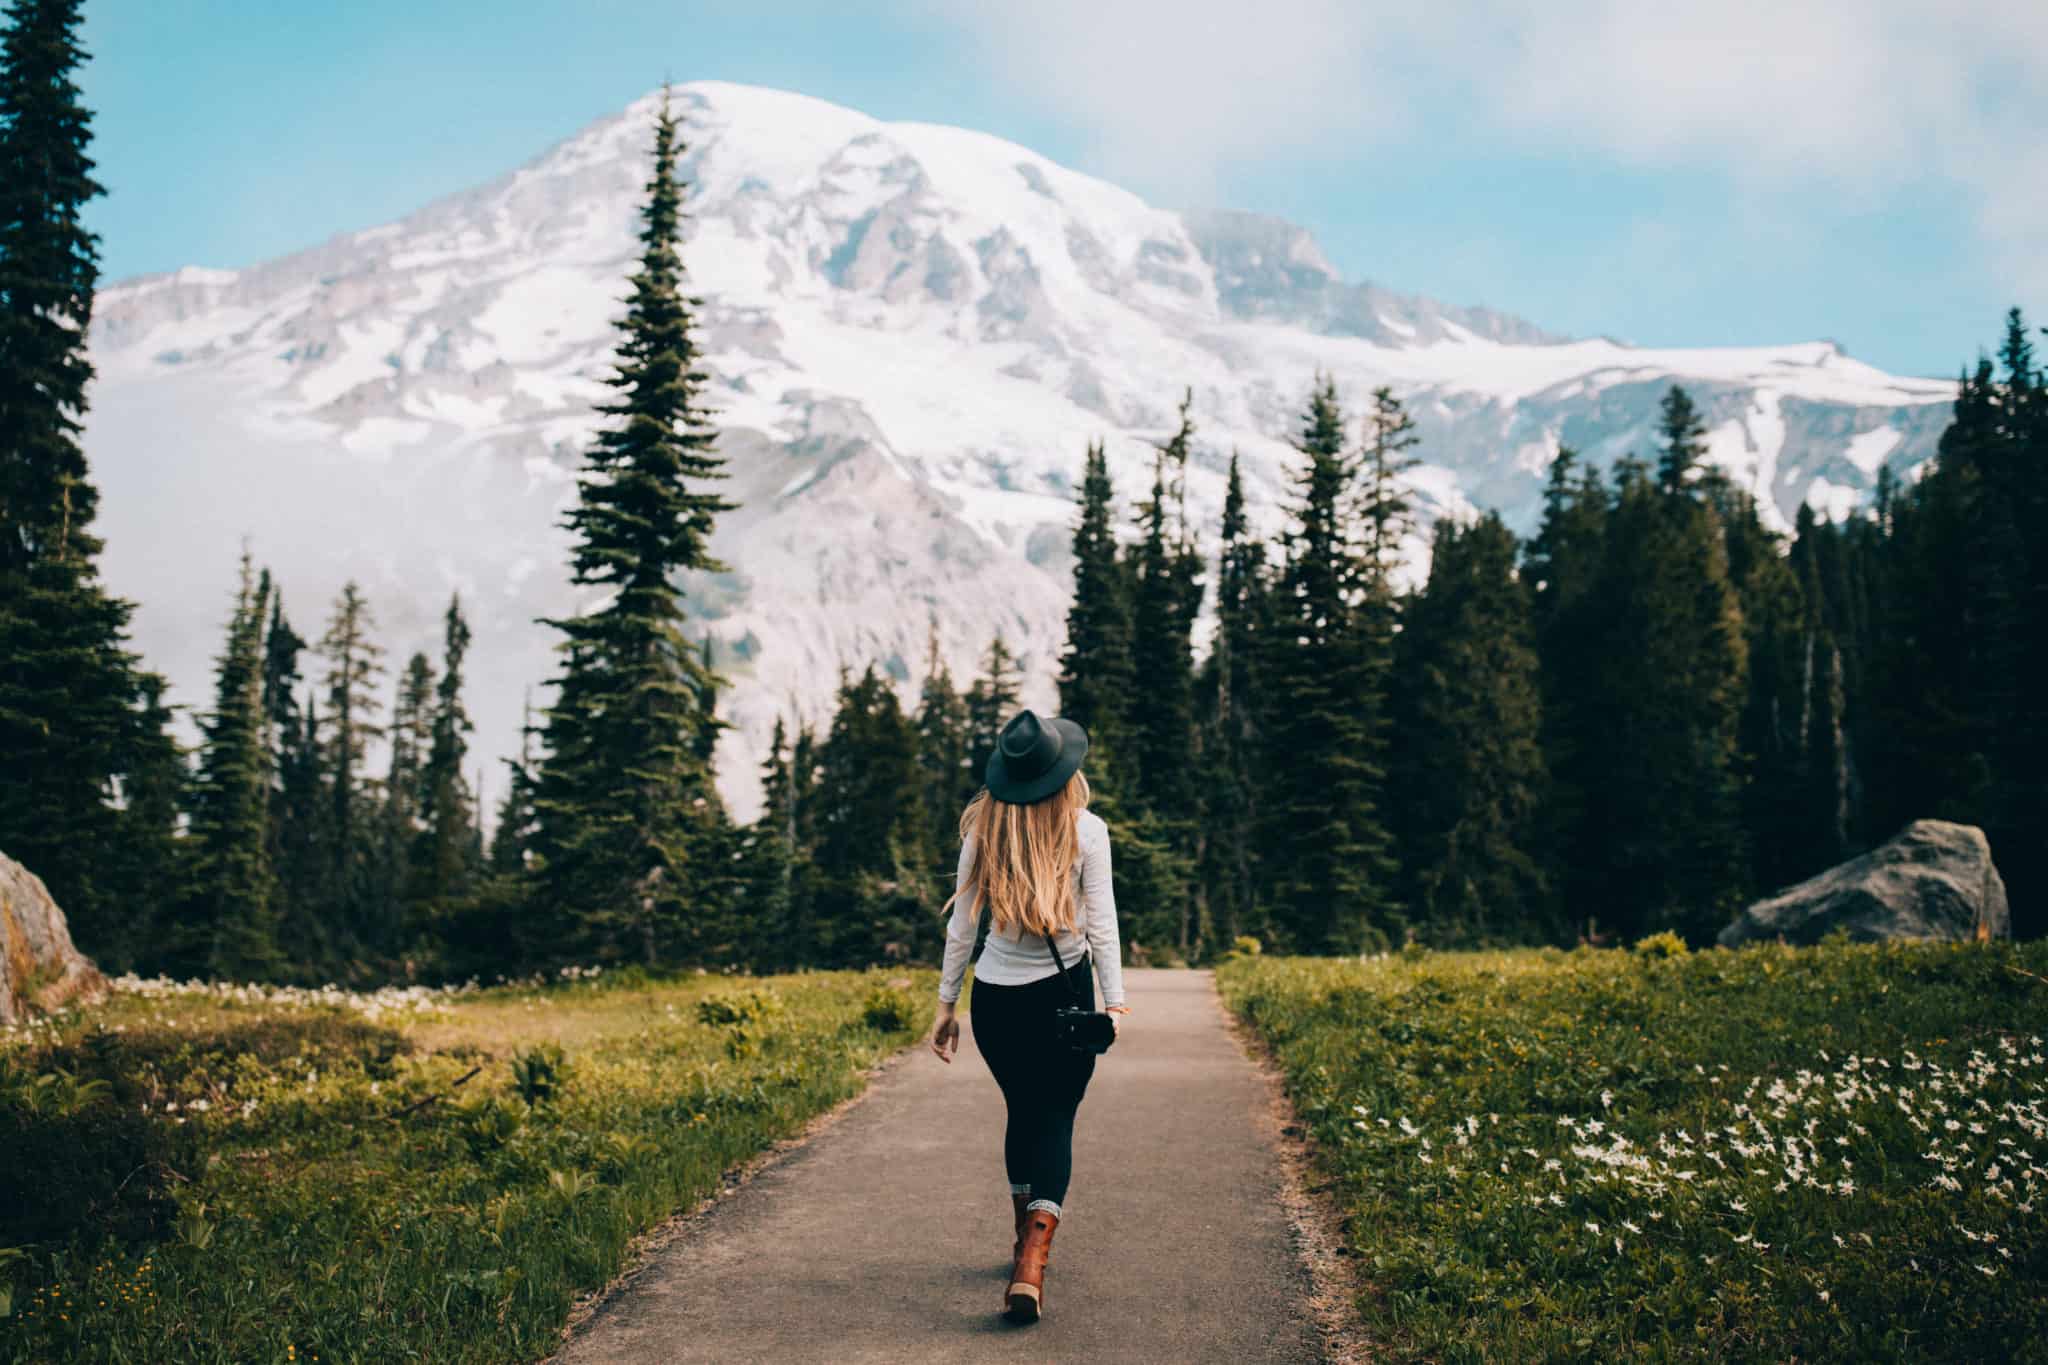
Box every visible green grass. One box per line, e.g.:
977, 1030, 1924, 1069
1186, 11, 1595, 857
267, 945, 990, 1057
0, 966, 932, 1363
1219, 939, 2048, 1363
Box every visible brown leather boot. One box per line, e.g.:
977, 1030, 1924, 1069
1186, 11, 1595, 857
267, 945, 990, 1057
1010, 1192, 1032, 1263
1005, 1207, 1059, 1323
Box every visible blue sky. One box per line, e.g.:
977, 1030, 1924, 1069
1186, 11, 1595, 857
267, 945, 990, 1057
77, 0, 2044, 379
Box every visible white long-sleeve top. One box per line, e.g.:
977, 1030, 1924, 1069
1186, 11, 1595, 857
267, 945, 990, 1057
937, 807, 1126, 1007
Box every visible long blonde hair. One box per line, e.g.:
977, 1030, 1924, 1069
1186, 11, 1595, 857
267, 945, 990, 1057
942, 769, 1092, 937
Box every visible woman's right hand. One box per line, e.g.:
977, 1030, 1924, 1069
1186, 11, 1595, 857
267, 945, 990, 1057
931, 1003, 959, 1063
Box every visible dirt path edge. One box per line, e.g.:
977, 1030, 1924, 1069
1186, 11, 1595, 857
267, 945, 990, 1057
1214, 976, 1383, 1365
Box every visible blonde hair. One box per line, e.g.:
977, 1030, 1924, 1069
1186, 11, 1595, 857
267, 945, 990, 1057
942, 769, 1092, 937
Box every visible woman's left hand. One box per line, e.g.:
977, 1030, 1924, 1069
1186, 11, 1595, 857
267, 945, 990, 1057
931, 1003, 960, 1063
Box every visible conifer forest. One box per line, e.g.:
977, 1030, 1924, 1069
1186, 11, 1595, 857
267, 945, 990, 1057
4, 0, 2045, 999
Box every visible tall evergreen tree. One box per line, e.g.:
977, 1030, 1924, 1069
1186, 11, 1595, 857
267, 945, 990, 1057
1787, 506, 1854, 874
1258, 376, 1399, 953
1656, 385, 1710, 493
1057, 439, 1137, 756
528, 88, 736, 966
316, 579, 385, 962
1196, 453, 1269, 950
741, 716, 809, 970
275, 685, 333, 975
1863, 318, 2048, 931
416, 591, 478, 913
374, 649, 435, 954
257, 589, 330, 975
809, 665, 930, 966
177, 548, 284, 980
106, 671, 191, 975
1524, 448, 1610, 921
1584, 442, 1749, 941
962, 633, 1022, 800
1050, 437, 1184, 962
1391, 513, 1549, 944
913, 620, 971, 874
1125, 391, 1206, 955
0, 0, 166, 952
1357, 385, 1421, 588
1717, 484, 1816, 895
1127, 392, 1202, 816
489, 690, 539, 876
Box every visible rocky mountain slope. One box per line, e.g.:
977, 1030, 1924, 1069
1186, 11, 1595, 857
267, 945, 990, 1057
83, 81, 1956, 819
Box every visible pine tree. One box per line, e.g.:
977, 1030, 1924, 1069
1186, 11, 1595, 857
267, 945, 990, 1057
489, 690, 540, 876
1196, 453, 1269, 950
316, 579, 386, 964
785, 719, 823, 962
1350, 386, 1417, 937
1357, 385, 1421, 588
1126, 391, 1207, 956
275, 686, 333, 977
1788, 506, 1854, 872
177, 548, 284, 980
416, 591, 478, 914
1057, 440, 1136, 754
1584, 449, 1749, 942
743, 716, 811, 970
1127, 392, 1202, 815
1715, 485, 1811, 894
528, 88, 735, 966
962, 633, 1022, 800
373, 650, 435, 956
1391, 513, 1549, 944
1656, 385, 1710, 493
1258, 376, 1400, 953
1862, 317, 2048, 931
0, 0, 161, 952
1524, 448, 1610, 921
913, 619, 970, 879
106, 671, 191, 975
257, 589, 329, 976
810, 665, 929, 967
1049, 436, 1184, 962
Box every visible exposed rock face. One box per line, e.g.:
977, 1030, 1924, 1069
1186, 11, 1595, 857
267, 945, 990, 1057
1718, 820, 2011, 948
0, 851, 107, 1025
81, 81, 1956, 824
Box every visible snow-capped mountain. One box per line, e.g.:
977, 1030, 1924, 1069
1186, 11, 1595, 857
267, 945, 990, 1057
84, 81, 1956, 822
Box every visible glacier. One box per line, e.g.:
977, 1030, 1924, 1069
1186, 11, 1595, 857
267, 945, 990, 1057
81, 81, 1957, 823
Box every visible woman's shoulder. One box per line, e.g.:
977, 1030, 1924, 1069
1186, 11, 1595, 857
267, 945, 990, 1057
1077, 808, 1109, 843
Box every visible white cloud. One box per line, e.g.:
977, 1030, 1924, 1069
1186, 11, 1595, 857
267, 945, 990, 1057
910, 0, 2048, 294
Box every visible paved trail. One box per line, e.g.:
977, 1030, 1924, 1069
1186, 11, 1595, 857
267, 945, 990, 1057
553, 967, 1326, 1364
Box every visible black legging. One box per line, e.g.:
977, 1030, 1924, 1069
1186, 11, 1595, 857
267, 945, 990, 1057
969, 955, 1098, 1207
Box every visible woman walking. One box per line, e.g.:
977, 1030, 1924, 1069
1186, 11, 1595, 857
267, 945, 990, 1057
930, 708, 1129, 1324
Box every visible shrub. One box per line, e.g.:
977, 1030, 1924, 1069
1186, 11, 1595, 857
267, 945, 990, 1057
1233, 935, 1263, 957
1632, 929, 1691, 959
509, 1043, 570, 1106
860, 985, 916, 1034
695, 987, 785, 1028
457, 1094, 527, 1157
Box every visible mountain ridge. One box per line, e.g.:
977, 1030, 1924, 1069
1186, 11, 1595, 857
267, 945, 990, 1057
81, 80, 1956, 822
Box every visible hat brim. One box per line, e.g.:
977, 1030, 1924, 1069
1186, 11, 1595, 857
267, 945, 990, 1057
985, 717, 1089, 804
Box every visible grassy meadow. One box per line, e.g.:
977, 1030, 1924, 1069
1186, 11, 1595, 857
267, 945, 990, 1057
1219, 938, 2048, 1363
0, 965, 932, 1363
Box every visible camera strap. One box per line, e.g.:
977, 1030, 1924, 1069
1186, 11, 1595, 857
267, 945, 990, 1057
1041, 930, 1093, 1010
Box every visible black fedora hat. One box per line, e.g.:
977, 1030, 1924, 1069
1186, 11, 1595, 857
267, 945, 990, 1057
986, 709, 1089, 804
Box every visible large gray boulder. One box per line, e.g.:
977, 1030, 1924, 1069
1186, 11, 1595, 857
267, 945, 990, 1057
1719, 819, 2010, 948
0, 850, 107, 1025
